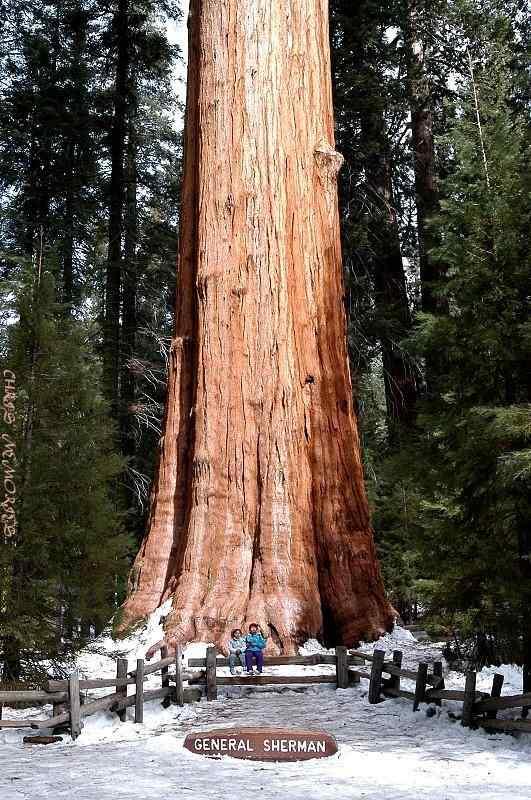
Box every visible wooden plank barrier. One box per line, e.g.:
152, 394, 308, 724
475, 689, 531, 714
135, 655, 175, 678
188, 654, 321, 668
69, 672, 81, 740
188, 673, 338, 687
0, 690, 68, 703
387, 650, 402, 696
116, 658, 128, 723
477, 717, 531, 733
135, 659, 144, 723
486, 673, 504, 721
175, 645, 184, 707
206, 646, 217, 701
4, 645, 531, 739
46, 677, 137, 692
336, 646, 349, 689
1, 657, 204, 733
160, 645, 170, 708
218, 675, 336, 686
432, 661, 444, 707
1, 719, 44, 728
413, 663, 428, 711
102, 687, 201, 718
461, 671, 477, 728
368, 649, 385, 704
31, 691, 123, 730
350, 649, 442, 686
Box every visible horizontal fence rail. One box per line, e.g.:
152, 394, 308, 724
0, 652, 203, 739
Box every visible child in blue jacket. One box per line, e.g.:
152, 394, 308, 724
245, 623, 267, 673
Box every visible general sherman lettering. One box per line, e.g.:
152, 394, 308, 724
184, 728, 336, 762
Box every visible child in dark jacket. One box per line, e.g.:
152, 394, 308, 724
245, 623, 267, 673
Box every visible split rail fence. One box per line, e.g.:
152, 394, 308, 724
1, 645, 530, 740
0, 646, 201, 740
189, 646, 531, 735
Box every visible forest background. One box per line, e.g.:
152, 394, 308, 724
0, 0, 529, 684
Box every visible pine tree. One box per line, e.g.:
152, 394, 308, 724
0, 0, 183, 547
0, 254, 130, 680
403, 5, 531, 665
331, 0, 419, 436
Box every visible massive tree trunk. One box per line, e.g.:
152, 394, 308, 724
120, 0, 393, 653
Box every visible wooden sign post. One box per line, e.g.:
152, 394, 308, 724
183, 727, 338, 762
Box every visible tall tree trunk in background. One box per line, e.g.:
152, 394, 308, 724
61, 4, 89, 313
361, 110, 418, 433
121, 108, 138, 497
120, 0, 393, 653
518, 515, 531, 707
403, 0, 445, 317
104, 0, 129, 415
62, 144, 75, 311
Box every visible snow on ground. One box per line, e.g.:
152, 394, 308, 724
1, 610, 531, 800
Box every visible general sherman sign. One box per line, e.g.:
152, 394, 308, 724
183, 727, 338, 762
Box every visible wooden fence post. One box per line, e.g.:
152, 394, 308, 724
432, 661, 444, 707
161, 645, 170, 708
487, 673, 504, 721
368, 649, 385, 704
388, 650, 403, 696
135, 659, 144, 724
413, 663, 428, 711
335, 646, 348, 689
523, 674, 530, 719
68, 672, 81, 740
116, 658, 128, 722
462, 671, 477, 728
206, 646, 217, 701
175, 645, 184, 706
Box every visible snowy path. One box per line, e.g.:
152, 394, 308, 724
2, 614, 531, 800
2, 683, 531, 800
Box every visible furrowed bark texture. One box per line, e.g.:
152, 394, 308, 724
121, 0, 393, 653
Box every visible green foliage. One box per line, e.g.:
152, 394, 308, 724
0, 257, 131, 679
368, 5, 531, 664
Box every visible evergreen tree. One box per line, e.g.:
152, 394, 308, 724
398, 6, 531, 666
0, 254, 130, 680
331, 0, 419, 436
0, 0, 183, 549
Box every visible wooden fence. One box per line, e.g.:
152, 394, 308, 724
348, 648, 531, 733
0, 646, 201, 740
188, 646, 531, 735
1, 645, 530, 740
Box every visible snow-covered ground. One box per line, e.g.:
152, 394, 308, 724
2, 607, 531, 800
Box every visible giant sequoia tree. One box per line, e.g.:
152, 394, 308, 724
120, 0, 393, 653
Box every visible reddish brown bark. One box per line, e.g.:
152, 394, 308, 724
120, 0, 393, 653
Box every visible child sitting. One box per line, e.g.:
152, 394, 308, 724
245, 623, 267, 674
228, 628, 247, 674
